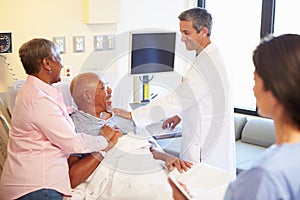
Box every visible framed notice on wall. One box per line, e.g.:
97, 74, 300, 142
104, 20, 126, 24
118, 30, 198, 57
53, 37, 66, 54
0, 32, 12, 53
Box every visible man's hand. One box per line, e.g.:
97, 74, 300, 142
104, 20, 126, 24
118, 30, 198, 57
100, 125, 122, 151
111, 108, 132, 120
162, 115, 181, 130
165, 154, 193, 173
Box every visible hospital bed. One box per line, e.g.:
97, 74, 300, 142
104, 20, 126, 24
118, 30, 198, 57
67, 129, 235, 200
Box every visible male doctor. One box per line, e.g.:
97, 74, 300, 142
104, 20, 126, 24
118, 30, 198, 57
113, 7, 235, 175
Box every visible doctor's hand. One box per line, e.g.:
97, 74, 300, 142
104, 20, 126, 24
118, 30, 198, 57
100, 125, 122, 152
165, 154, 193, 173
111, 108, 132, 120
150, 148, 192, 173
162, 115, 181, 130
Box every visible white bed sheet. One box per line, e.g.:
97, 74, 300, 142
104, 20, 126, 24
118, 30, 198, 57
69, 133, 173, 200
67, 133, 235, 200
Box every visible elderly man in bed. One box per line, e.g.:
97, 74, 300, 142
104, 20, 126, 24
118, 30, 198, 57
67, 72, 192, 199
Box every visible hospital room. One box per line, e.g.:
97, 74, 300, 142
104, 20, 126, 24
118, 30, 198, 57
1, 0, 300, 199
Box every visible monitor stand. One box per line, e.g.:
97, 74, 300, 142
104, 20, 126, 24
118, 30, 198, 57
141, 75, 150, 103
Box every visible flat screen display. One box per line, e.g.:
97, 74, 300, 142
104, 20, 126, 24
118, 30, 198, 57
130, 32, 176, 75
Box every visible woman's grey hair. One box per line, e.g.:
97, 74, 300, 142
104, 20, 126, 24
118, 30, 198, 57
19, 38, 58, 75
178, 7, 213, 36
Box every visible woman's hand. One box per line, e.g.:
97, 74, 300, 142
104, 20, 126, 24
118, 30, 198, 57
100, 125, 122, 151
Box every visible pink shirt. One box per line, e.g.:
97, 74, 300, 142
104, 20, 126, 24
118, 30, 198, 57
0, 75, 108, 199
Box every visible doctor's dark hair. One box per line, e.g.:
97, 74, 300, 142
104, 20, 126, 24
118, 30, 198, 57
253, 34, 300, 127
19, 38, 58, 75
178, 7, 212, 36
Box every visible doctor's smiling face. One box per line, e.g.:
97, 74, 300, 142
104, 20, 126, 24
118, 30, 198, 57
178, 8, 212, 55
179, 20, 202, 52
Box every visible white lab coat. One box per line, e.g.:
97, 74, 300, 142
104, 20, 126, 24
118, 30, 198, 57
132, 43, 236, 175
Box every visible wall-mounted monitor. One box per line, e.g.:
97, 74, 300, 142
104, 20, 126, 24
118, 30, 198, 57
129, 31, 176, 76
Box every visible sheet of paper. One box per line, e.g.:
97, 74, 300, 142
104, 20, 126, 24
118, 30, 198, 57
169, 163, 236, 200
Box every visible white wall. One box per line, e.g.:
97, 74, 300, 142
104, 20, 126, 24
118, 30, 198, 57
118, 0, 191, 32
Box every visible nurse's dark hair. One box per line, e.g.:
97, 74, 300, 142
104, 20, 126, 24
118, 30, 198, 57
19, 38, 57, 75
178, 7, 212, 36
253, 34, 300, 127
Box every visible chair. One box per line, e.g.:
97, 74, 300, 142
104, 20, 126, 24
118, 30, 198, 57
6, 80, 25, 115
0, 93, 11, 129
0, 93, 11, 175
0, 110, 9, 175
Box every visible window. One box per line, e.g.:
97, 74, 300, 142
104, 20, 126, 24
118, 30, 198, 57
206, 0, 262, 112
273, 0, 300, 36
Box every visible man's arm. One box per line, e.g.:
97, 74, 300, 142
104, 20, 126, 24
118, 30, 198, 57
68, 153, 104, 189
113, 109, 182, 131
68, 126, 122, 189
111, 108, 132, 120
